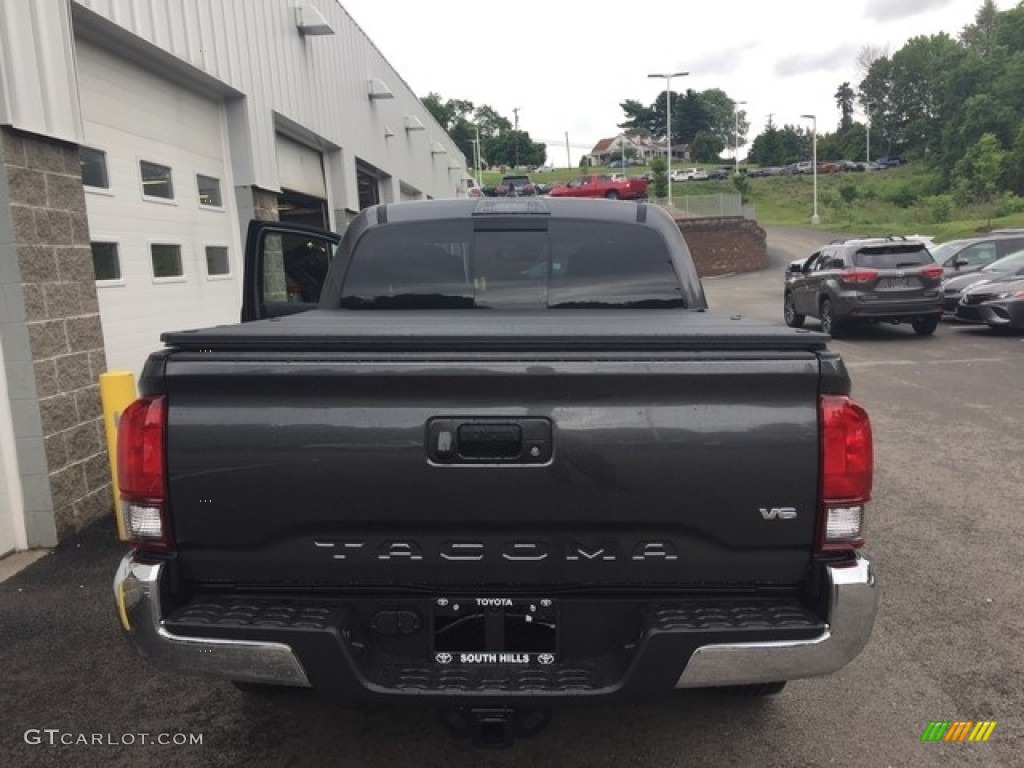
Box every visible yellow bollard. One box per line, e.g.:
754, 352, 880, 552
100, 371, 137, 539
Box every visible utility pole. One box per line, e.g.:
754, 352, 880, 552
513, 107, 520, 168
565, 131, 571, 169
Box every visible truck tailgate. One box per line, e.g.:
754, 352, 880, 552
161, 312, 829, 589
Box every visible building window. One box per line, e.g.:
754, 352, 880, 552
90, 242, 120, 281
197, 174, 222, 207
357, 167, 380, 209
141, 161, 174, 199
80, 147, 109, 189
150, 243, 183, 278
205, 246, 230, 276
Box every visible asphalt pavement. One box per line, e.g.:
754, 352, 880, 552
1, 226, 1020, 766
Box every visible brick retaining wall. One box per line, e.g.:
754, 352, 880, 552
675, 216, 768, 277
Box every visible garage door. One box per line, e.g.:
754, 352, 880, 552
77, 39, 240, 376
276, 135, 326, 198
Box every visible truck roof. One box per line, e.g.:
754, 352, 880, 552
376, 197, 653, 224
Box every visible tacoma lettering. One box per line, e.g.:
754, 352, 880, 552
311, 539, 680, 563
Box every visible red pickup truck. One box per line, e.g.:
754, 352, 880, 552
549, 173, 647, 200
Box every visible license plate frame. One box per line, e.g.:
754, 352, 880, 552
882, 276, 912, 289
432, 596, 558, 666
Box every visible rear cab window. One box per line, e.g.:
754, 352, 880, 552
338, 219, 684, 310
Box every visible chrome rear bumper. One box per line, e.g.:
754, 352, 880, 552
114, 556, 310, 688
675, 556, 879, 688
114, 553, 877, 692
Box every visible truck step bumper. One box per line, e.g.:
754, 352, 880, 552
675, 556, 878, 687
114, 554, 877, 696
113, 556, 311, 688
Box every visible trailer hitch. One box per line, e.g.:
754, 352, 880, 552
439, 706, 552, 748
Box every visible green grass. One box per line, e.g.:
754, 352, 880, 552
746, 167, 1024, 239
474, 164, 1024, 242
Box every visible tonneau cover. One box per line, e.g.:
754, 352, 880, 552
162, 309, 830, 353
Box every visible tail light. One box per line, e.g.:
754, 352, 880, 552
117, 395, 172, 550
839, 268, 879, 284
818, 395, 872, 553
920, 265, 944, 279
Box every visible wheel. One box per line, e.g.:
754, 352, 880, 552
783, 293, 805, 327
605, 190, 620, 199
911, 314, 940, 336
819, 298, 843, 337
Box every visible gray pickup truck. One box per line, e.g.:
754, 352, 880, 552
113, 198, 878, 745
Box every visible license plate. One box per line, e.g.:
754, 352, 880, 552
883, 277, 911, 289
432, 597, 557, 665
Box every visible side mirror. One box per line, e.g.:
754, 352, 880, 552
952, 257, 968, 269
789, 263, 804, 274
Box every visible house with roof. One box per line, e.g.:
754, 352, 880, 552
586, 132, 690, 166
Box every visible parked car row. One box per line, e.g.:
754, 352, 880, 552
936, 232, 1024, 331
783, 232, 1024, 336
749, 159, 892, 177
942, 249, 1024, 314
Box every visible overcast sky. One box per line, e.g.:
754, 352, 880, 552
339, 0, 1011, 167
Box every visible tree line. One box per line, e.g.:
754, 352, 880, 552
420, 94, 546, 168
422, 1, 1023, 208
615, 2, 1023, 207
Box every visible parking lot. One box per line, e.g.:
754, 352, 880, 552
1, 226, 1021, 767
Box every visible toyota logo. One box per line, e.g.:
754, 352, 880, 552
538, 653, 555, 665
435, 652, 453, 664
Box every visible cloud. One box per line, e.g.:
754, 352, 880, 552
863, 0, 955, 22
775, 44, 861, 77
685, 44, 757, 77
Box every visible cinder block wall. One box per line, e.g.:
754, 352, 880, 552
0, 127, 111, 542
676, 217, 768, 277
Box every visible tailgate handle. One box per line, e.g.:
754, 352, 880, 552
427, 419, 552, 464
458, 424, 521, 459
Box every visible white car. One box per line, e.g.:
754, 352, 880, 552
463, 178, 485, 198
535, 165, 555, 173
670, 168, 707, 181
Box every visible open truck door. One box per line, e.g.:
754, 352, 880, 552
241, 220, 342, 322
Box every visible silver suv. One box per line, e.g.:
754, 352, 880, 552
929, 234, 1024, 278
784, 237, 944, 337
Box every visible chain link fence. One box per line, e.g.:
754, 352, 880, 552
647, 193, 756, 219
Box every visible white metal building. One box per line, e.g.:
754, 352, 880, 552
0, 0, 468, 551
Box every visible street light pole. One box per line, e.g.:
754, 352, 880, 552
513, 107, 520, 168
733, 100, 746, 174
800, 113, 819, 224
648, 71, 688, 205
